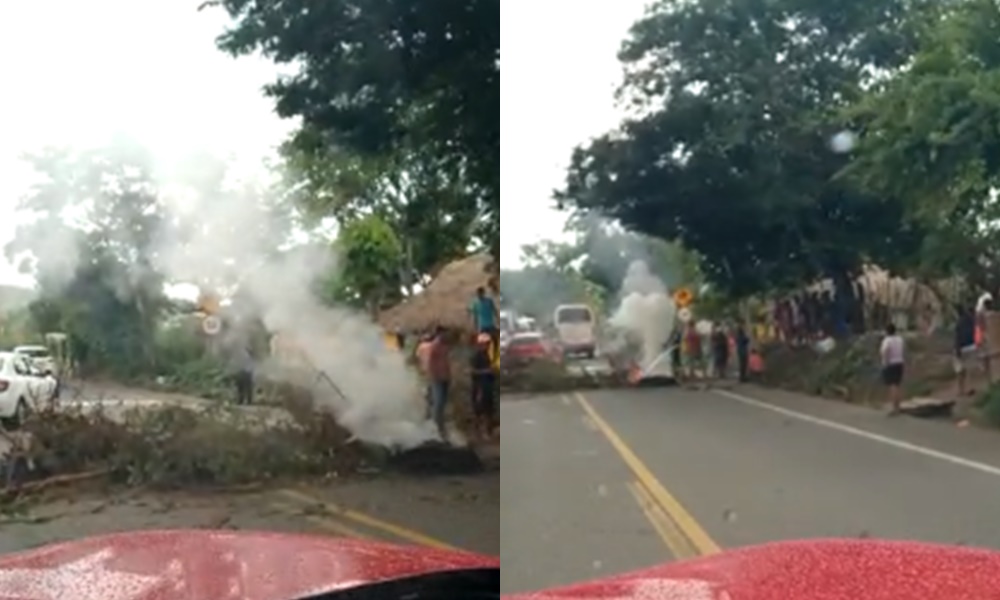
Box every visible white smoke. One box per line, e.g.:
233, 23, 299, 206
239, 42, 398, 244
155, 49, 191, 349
151, 170, 436, 450
608, 260, 677, 367
10, 146, 439, 450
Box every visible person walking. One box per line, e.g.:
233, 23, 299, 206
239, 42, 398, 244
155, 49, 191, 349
470, 333, 498, 441
426, 327, 452, 441
880, 324, 906, 415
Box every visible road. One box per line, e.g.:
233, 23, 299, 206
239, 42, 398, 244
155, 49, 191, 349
502, 385, 1000, 594
0, 471, 498, 558
2, 381, 500, 560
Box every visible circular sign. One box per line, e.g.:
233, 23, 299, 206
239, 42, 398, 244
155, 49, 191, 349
678, 307, 693, 323
202, 315, 223, 336
673, 288, 694, 308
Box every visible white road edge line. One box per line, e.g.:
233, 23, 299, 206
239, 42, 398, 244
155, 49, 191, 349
714, 389, 1000, 478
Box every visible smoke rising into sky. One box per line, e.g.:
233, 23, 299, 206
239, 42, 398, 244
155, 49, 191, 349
609, 261, 677, 367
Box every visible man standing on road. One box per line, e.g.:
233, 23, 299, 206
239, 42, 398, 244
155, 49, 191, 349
683, 322, 703, 379
880, 324, 905, 416
735, 322, 751, 382
710, 324, 730, 379
426, 327, 452, 442
954, 304, 977, 397
471, 333, 497, 441
230, 344, 255, 406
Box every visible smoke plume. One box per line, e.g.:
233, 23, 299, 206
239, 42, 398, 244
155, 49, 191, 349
151, 170, 436, 450
608, 260, 677, 367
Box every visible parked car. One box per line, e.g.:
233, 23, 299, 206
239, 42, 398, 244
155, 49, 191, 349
502, 332, 560, 368
0, 352, 59, 429
13, 345, 57, 376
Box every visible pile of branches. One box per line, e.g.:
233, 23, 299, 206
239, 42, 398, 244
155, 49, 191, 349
1, 381, 368, 497
500, 361, 628, 394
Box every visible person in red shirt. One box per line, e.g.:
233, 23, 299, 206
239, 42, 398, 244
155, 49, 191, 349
426, 327, 452, 441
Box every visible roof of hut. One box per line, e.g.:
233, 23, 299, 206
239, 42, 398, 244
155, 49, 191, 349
380, 254, 496, 333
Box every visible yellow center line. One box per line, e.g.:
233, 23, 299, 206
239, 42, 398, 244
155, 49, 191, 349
270, 500, 371, 539
627, 481, 698, 560
574, 392, 721, 555
277, 488, 459, 551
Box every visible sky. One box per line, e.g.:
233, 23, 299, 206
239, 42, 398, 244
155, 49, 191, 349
0, 0, 650, 282
0, 1, 293, 286
500, 0, 650, 268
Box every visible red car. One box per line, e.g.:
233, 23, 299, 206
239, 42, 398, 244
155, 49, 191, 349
502, 332, 560, 367
0, 531, 997, 599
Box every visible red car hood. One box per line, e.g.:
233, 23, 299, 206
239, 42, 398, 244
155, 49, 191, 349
0, 530, 496, 600
519, 539, 1000, 600
1, 534, 998, 600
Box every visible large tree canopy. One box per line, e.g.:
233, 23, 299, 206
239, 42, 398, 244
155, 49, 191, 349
558, 0, 934, 297
210, 0, 500, 255
844, 0, 1000, 290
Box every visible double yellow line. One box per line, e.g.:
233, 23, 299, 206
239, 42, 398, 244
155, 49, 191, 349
273, 488, 458, 551
574, 392, 720, 559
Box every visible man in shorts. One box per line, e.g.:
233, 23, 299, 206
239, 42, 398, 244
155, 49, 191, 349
881, 324, 905, 415
470, 333, 497, 441
953, 304, 977, 397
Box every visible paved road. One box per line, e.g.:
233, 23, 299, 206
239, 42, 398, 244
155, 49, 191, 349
502, 385, 1000, 594
0, 472, 498, 558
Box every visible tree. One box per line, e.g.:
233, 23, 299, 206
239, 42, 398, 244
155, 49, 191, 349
282, 133, 478, 291
328, 215, 405, 313
505, 218, 702, 320
499, 267, 593, 323
844, 0, 1000, 293
557, 0, 933, 301
208, 0, 500, 255
6, 143, 172, 376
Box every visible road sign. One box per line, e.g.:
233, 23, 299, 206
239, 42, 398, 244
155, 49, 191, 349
673, 288, 694, 308
202, 315, 223, 336
197, 291, 221, 315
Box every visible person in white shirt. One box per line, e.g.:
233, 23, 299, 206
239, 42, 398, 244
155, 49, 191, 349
880, 324, 905, 415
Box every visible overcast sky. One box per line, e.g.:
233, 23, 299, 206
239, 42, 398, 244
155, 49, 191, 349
501, 0, 648, 267
0, 0, 292, 286
0, 0, 649, 284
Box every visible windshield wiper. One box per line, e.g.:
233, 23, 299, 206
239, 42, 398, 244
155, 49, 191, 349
295, 567, 499, 600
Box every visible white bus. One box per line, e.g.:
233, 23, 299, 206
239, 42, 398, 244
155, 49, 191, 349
553, 304, 597, 358
499, 310, 515, 333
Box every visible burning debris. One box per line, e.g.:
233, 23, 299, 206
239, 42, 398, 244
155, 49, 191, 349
604, 261, 680, 386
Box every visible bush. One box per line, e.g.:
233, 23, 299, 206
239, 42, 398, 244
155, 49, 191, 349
500, 361, 627, 394
978, 384, 1000, 427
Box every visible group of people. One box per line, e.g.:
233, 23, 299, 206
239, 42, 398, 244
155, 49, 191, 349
413, 286, 500, 443
879, 295, 993, 416
671, 322, 756, 383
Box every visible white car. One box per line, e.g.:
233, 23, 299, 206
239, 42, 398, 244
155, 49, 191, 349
13, 345, 57, 376
0, 352, 59, 428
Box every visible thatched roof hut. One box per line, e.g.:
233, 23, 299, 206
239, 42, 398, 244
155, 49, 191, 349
380, 254, 497, 333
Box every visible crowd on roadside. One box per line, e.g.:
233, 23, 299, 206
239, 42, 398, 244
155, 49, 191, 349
410, 286, 500, 445
667, 321, 764, 384
878, 293, 997, 416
